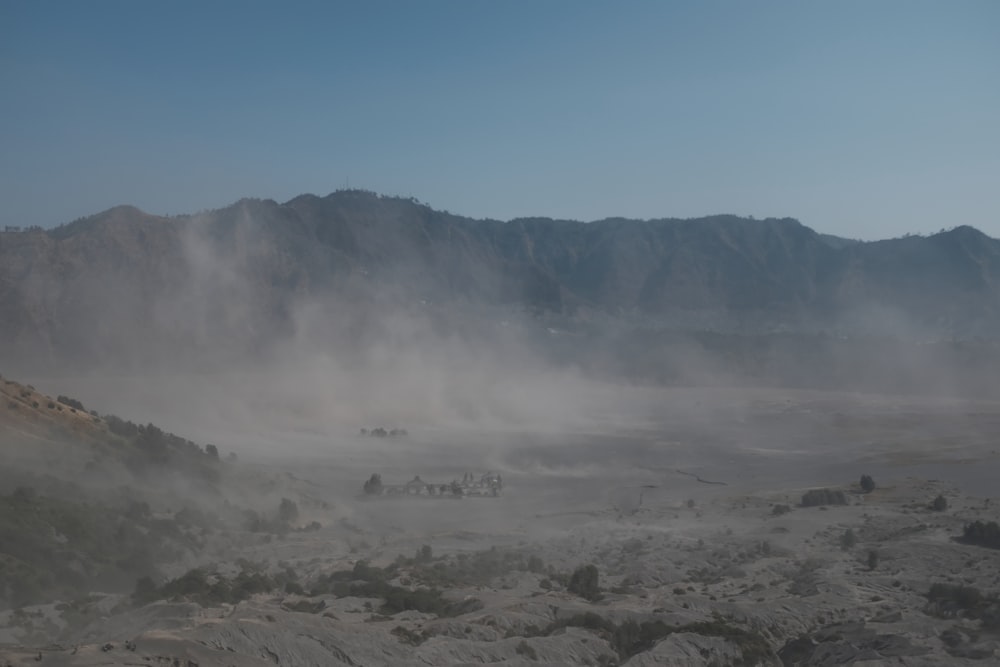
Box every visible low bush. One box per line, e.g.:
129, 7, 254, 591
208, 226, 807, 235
924, 582, 997, 622
771, 504, 791, 516
801, 489, 847, 507
927, 583, 982, 610
959, 521, 1000, 549
307, 559, 480, 617
133, 565, 279, 607
568, 564, 601, 602
859, 475, 876, 493
56, 395, 85, 411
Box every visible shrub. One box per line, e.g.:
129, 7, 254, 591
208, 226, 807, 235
927, 583, 985, 613
860, 475, 876, 493
392, 625, 426, 646
867, 550, 879, 570
56, 395, 85, 411
931, 495, 948, 512
840, 528, 858, 550
363, 474, 383, 495
771, 504, 791, 516
137, 566, 276, 607
568, 564, 601, 602
801, 489, 847, 507
959, 521, 1000, 549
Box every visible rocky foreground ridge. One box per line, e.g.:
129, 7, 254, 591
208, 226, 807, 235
1, 475, 997, 666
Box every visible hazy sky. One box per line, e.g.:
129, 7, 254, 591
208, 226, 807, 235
2, 1, 997, 239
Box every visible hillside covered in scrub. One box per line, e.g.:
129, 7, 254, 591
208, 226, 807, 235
0, 372, 319, 611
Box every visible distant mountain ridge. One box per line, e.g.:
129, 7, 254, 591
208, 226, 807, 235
1, 190, 999, 370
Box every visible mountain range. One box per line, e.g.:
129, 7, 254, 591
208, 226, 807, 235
2, 190, 999, 375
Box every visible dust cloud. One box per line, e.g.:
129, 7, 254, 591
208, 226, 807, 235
5, 210, 1000, 665
17, 204, 1000, 473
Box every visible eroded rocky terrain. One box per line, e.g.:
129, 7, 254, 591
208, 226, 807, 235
1, 380, 999, 666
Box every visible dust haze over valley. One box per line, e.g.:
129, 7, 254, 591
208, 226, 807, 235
8, 192, 1000, 466
1, 192, 1000, 665
3, 0, 999, 660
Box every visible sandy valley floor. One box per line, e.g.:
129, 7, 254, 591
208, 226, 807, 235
2, 385, 999, 665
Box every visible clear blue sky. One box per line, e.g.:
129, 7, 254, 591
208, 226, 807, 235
2, 0, 997, 239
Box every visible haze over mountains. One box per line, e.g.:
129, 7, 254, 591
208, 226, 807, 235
2, 190, 999, 395
4, 195, 1000, 665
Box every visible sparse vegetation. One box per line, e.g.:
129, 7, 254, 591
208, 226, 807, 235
56, 395, 85, 411
568, 564, 601, 602
0, 487, 210, 608
278, 498, 299, 524
958, 520, 1000, 549
2, 367, 998, 664
392, 625, 427, 646
306, 559, 482, 617
840, 528, 857, 550
100, 414, 222, 480
859, 474, 876, 493
363, 473, 383, 495
801, 488, 847, 507
241, 498, 310, 535
360, 427, 408, 438
925, 583, 998, 623
132, 563, 288, 607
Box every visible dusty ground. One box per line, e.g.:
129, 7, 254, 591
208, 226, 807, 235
2, 385, 999, 665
